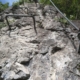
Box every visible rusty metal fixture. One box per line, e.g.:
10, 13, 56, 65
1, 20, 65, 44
4, 0, 38, 35
5, 14, 37, 34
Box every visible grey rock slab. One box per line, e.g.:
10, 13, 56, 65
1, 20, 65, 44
0, 3, 80, 80
0, 62, 30, 80
38, 39, 56, 54
42, 16, 61, 30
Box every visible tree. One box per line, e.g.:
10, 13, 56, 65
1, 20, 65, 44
0, 2, 9, 13
40, 0, 80, 19
52, 0, 80, 19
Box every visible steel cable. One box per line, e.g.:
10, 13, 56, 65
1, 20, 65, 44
50, 0, 79, 31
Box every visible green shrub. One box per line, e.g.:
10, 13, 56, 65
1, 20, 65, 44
0, 2, 9, 13
19, 0, 24, 5
40, 0, 80, 20
0, 22, 7, 29
12, 1, 19, 9
52, 0, 80, 19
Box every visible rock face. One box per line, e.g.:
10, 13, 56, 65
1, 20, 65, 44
0, 3, 80, 80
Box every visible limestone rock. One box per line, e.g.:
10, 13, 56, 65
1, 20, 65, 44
0, 3, 80, 80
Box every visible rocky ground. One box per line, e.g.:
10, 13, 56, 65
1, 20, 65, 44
0, 3, 80, 80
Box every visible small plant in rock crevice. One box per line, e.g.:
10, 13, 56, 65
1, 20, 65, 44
0, 22, 7, 29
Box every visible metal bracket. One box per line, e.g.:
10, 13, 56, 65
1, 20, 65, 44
5, 14, 37, 35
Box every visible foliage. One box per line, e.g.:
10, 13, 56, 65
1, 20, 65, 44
0, 22, 7, 29
0, 2, 9, 13
40, 0, 50, 5
19, 0, 24, 5
40, 0, 80, 20
0, 0, 80, 19
53, 0, 80, 19
59, 18, 68, 25
12, 1, 19, 8
12, 0, 29, 8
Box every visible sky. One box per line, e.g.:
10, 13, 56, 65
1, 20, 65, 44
0, 0, 19, 6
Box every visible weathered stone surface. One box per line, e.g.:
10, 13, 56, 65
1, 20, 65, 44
0, 3, 80, 80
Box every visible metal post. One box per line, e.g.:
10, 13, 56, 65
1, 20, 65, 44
32, 16, 37, 34
5, 16, 11, 31
78, 32, 80, 54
